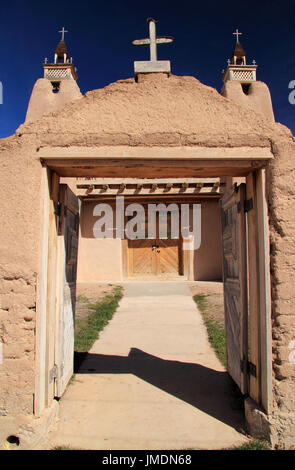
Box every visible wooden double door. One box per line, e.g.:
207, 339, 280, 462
127, 206, 183, 277
128, 238, 182, 276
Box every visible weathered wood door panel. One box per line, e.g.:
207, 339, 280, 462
157, 239, 179, 274
55, 184, 79, 397
129, 239, 156, 274
128, 238, 180, 276
127, 207, 181, 276
220, 184, 248, 394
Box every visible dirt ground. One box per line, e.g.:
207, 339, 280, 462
188, 281, 224, 328
75, 283, 123, 325
75, 281, 224, 329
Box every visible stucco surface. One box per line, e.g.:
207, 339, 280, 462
267, 139, 295, 447
25, 78, 82, 124
17, 74, 291, 148
0, 135, 43, 447
221, 80, 275, 122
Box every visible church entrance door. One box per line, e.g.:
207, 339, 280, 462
127, 208, 183, 278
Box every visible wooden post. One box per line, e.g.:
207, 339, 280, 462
34, 167, 50, 416
256, 168, 272, 413
246, 172, 261, 403
45, 177, 59, 405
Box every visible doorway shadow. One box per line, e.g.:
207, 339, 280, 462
74, 348, 245, 433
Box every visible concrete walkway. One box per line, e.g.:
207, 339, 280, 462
49, 282, 248, 450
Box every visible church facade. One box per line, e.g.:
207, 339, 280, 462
0, 21, 295, 449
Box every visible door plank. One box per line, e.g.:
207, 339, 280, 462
246, 172, 261, 403
55, 184, 79, 398
220, 184, 248, 394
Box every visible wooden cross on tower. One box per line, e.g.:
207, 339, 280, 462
132, 18, 173, 75
59, 27, 68, 41
233, 28, 242, 43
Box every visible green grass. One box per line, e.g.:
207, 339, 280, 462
74, 286, 124, 353
76, 294, 89, 303
193, 294, 226, 367
224, 439, 271, 450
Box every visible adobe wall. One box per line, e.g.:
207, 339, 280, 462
78, 199, 123, 281
25, 78, 82, 123
221, 81, 275, 122
194, 199, 222, 281
0, 133, 53, 448
266, 137, 295, 448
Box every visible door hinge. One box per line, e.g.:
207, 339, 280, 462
49, 364, 58, 383
241, 358, 257, 378
237, 198, 253, 214
54, 202, 61, 216
49, 364, 64, 383
244, 198, 253, 213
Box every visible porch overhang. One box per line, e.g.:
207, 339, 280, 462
39, 145, 273, 178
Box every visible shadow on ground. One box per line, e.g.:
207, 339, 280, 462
74, 348, 245, 433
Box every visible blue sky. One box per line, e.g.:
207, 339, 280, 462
0, 0, 294, 138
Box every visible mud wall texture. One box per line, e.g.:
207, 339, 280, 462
25, 78, 82, 124
221, 80, 275, 122
0, 135, 43, 447
267, 138, 295, 448
17, 74, 290, 149
194, 199, 222, 281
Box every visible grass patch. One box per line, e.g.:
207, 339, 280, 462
76, 294, 89, 303
224, 438, 271, 450
193, 294, 226, 367
74, 285, 123, 353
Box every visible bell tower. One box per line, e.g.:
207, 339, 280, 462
43, 27, 78, 93
222, 29, 257, 86
221, 29, 274, 121
25, 28, 82, 123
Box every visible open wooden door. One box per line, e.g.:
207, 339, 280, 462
220, 184, 248, 394
55, 184, 79, 397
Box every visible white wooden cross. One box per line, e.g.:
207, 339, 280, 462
233, 28, 242, 43
59, 27, 68, 41
132, 19, 173, 75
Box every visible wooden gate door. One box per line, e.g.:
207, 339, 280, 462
55, 184, 79, 397
157, 239, 180, 274
128, 210, 181, 276
220, 184, 248, 394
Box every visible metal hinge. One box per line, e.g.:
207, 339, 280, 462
241, 358, 257, 378
49, 365, 58, 383
54, 202, 61, 216
248, 361, 257, 377
49, 364, 64, 383
237, 198, 253, 214
244, 198, 253, 213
